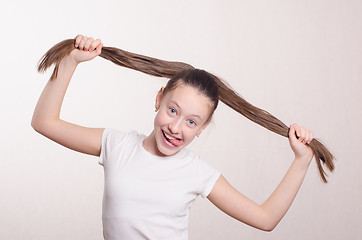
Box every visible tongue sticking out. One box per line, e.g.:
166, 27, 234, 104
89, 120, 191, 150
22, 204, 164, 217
169, 139, 183, 147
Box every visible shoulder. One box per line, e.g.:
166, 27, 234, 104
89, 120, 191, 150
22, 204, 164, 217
182, 150, 219, 176
102, 128, 145, 148
99, 128, 146, 166
191, 155, 221, 198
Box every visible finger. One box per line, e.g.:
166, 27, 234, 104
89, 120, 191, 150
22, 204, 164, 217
289, 124, 297, 141
78, 36, 88, 50
84, 37, 94, 51
75, 34, 83, 48
90, 39, 101, 52
88, 43, 103, 59
299, 126, 306, 143
303, 128, 310, 144
95, 43, 103, 56
306, 129, 314, 144
293, 123, 301, 139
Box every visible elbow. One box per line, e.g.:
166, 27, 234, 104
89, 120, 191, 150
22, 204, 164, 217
31, 116, 50, 134
262, 225, 276, 232
243, 216, 278, 232
31, 122, 44, 135
31, 118, 39, 132
257, 206, 281, 232
260, 220, 279, 232
31, 116, 42, 133
256, 213, 278, 232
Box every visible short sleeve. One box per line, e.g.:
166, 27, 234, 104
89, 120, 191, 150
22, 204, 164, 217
197, 159, 221, 198
99, 128, 133, 166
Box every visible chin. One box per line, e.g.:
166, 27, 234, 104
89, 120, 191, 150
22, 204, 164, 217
157, 144, 181, 157
156, 134, 183, 157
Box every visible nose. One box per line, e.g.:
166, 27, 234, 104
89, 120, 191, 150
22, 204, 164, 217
168, 117, 182, 134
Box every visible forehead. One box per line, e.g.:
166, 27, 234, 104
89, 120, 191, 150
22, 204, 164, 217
163, 84, 213, 120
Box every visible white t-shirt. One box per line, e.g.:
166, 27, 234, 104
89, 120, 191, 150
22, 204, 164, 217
99, 128, 221, 240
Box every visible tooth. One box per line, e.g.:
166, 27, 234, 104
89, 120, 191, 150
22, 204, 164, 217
165, 132, 175, 140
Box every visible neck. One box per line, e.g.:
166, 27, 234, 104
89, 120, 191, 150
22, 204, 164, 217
142, 130, 166, 157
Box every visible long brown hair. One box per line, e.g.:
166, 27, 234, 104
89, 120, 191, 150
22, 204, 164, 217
38, 38, 335, 182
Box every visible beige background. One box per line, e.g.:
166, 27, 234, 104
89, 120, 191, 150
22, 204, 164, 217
1, 0, 361, 239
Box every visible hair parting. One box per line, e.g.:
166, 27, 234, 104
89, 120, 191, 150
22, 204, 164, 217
37, 38, 335, 182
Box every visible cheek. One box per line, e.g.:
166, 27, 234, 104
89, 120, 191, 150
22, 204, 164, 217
183, 129, 197, 142
154, 114, 161, 128
154, 111, 168, 127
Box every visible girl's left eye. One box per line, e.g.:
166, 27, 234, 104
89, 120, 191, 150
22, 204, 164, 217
188, 120, 196, 126
169, 108, 176, 114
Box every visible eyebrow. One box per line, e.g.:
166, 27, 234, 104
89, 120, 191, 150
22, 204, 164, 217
169, 100, 201, 120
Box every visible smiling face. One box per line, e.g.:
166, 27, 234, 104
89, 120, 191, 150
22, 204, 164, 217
143, 83, 214, 157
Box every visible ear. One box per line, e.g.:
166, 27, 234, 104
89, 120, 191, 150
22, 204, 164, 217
155, 87, 164, 111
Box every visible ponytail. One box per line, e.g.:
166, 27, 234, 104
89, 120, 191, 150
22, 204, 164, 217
38, 38, 335, 182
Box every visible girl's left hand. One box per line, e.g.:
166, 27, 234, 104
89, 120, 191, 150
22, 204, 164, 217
288, 123, 314, 161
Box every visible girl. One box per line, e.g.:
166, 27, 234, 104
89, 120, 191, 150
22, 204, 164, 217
33, 35, 317, 239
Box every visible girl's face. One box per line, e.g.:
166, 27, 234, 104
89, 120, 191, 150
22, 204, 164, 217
143, 83, 214, 157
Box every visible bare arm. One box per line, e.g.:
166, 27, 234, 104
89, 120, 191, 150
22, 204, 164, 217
207, 124, 314, 231
31, 35, 104, 156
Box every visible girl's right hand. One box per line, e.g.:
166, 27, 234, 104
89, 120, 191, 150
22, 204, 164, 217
69, 34, 103, 64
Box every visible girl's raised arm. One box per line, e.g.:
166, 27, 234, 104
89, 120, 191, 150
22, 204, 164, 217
31, 35, 105, 157
207, 124, 314, 231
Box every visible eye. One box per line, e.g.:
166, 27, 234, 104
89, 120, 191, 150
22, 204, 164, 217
169, 108, 176, 115
188, 120, 196, 126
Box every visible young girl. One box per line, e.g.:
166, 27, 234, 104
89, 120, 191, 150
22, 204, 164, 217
32, 35, 315, 239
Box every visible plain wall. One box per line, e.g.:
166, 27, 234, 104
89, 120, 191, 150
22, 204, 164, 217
1, 0, 361, 239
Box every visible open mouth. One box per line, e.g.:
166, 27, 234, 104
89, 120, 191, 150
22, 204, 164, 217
162, 130, 183, 147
